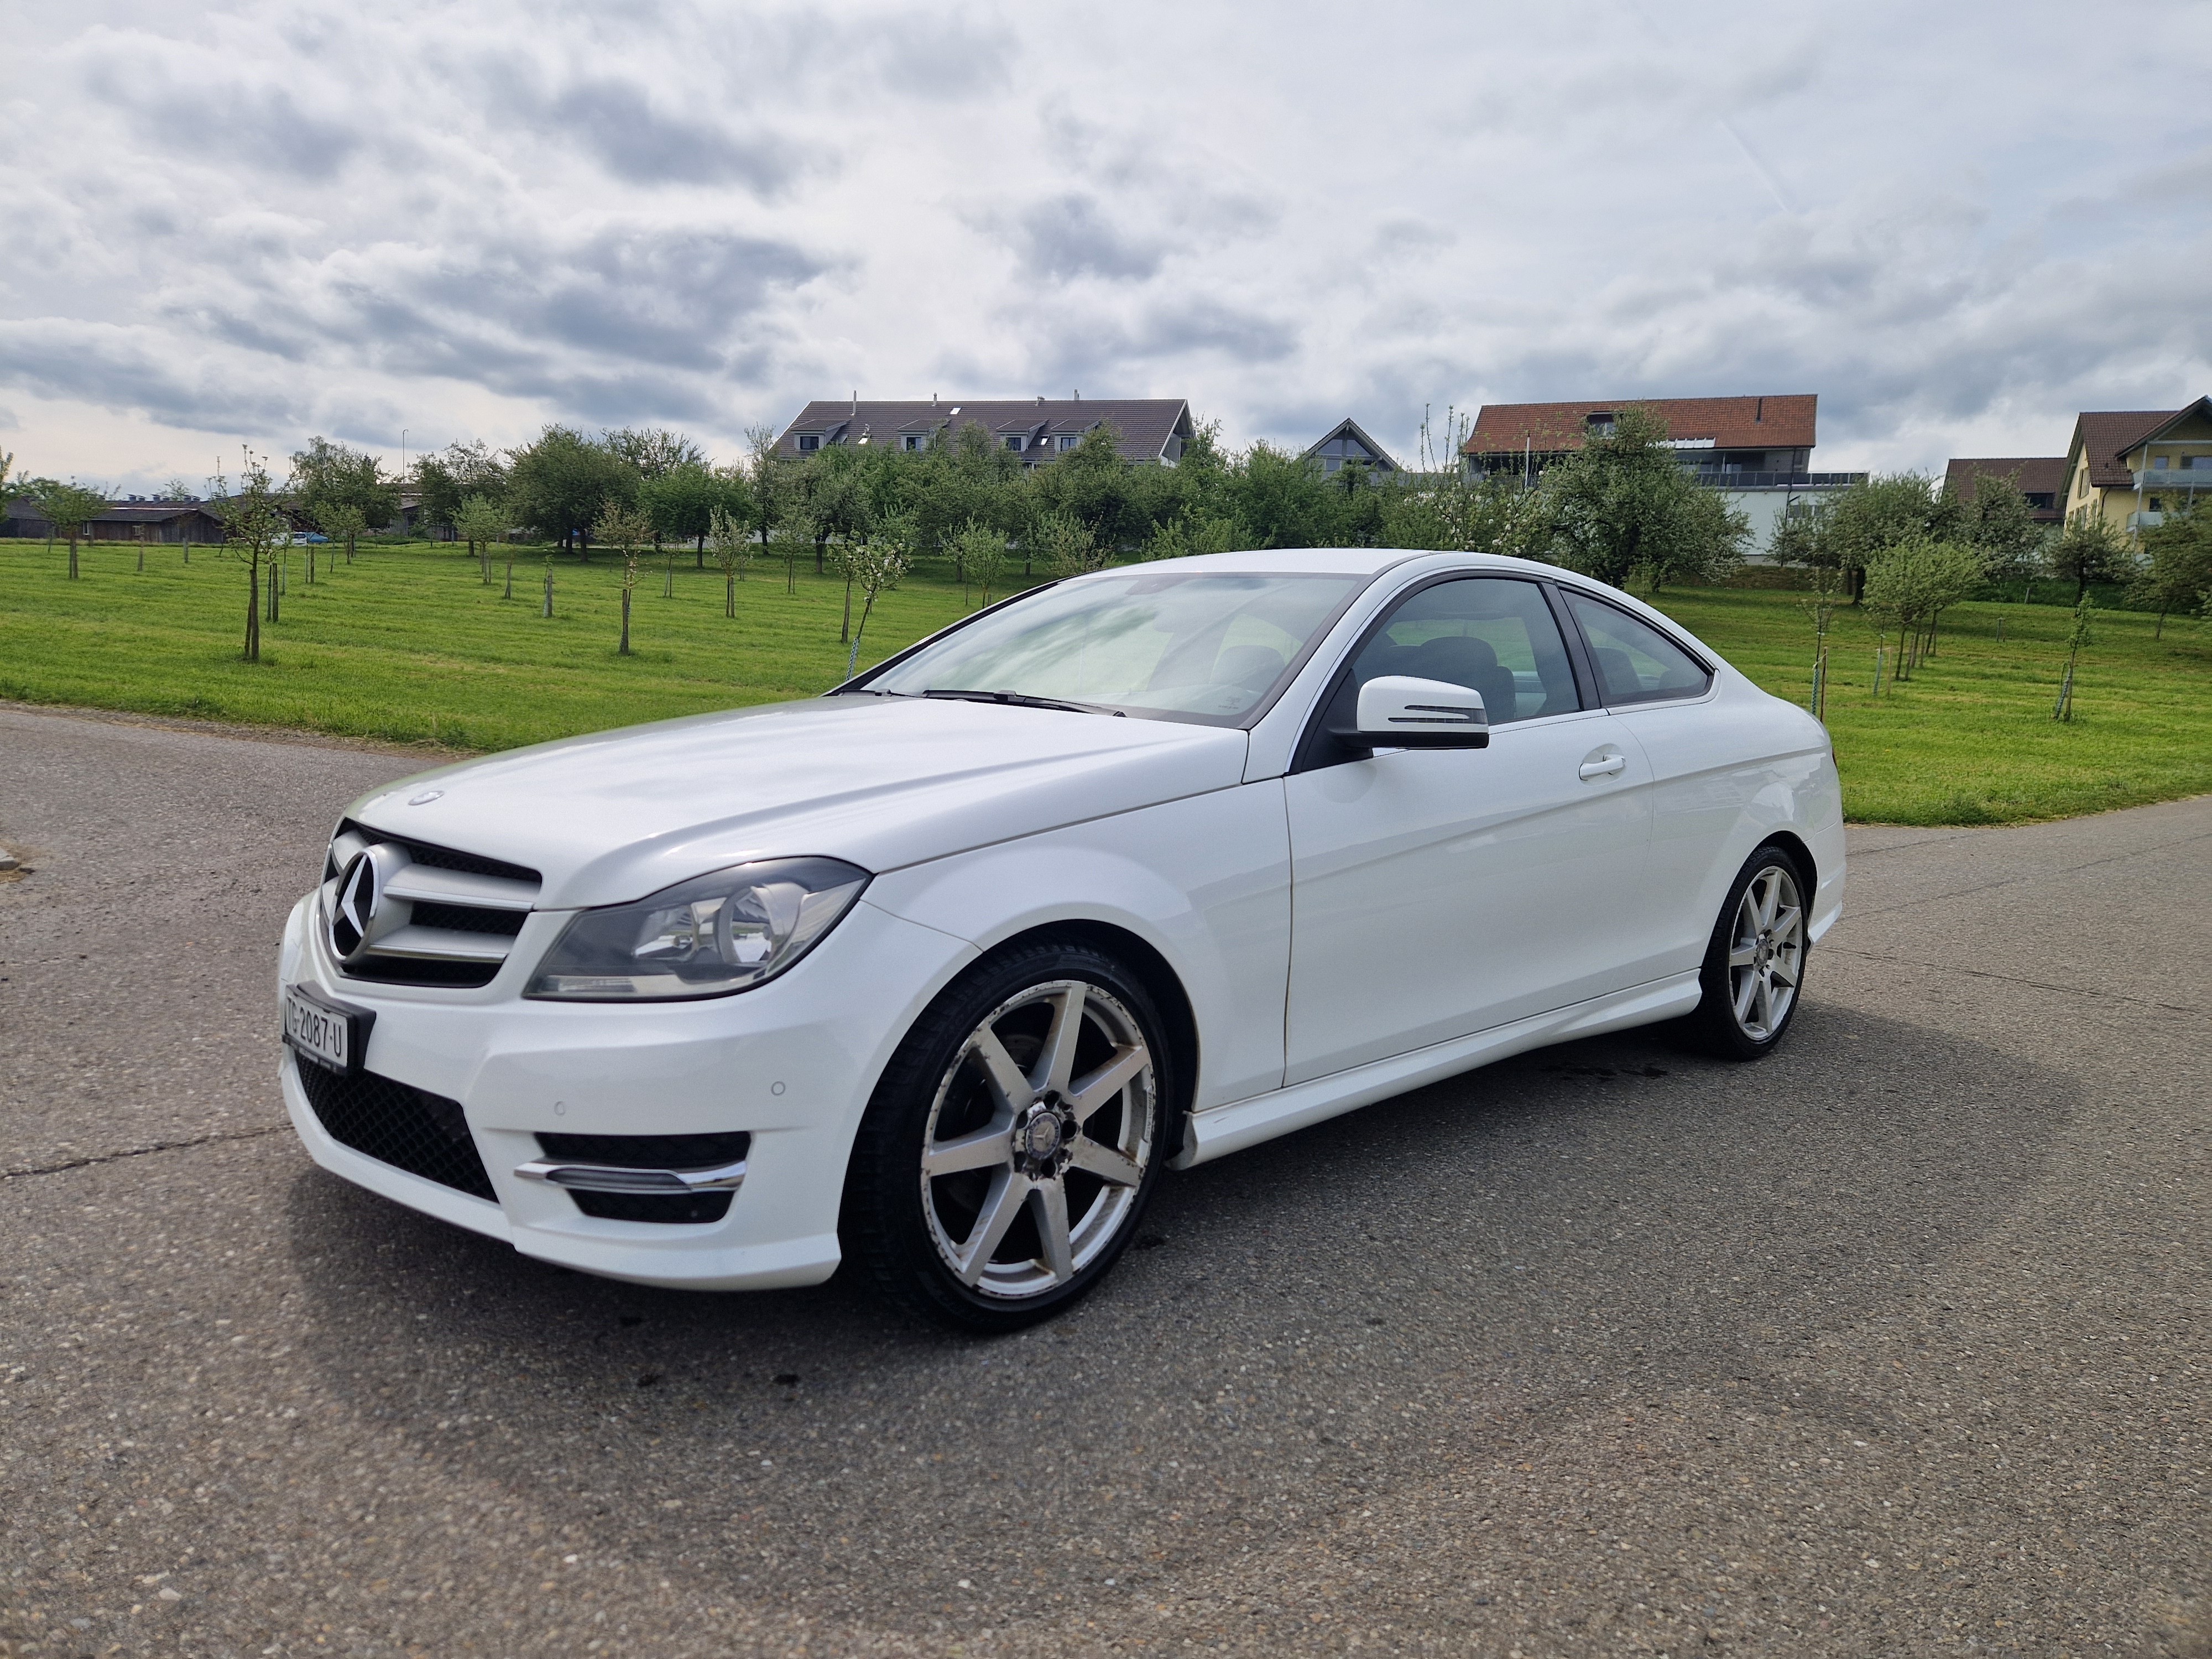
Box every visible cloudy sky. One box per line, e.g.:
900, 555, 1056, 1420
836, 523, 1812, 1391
4, 0, 2209, 493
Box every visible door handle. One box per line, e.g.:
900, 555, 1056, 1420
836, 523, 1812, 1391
1578, 754, 1626, 780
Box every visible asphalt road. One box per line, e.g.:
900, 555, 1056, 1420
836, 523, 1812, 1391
1, 702, 2206, 1658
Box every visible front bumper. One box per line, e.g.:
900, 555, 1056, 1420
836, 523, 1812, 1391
276, 891, 976, 1290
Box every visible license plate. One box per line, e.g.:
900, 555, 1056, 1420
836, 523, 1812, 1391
283, 984, 369, 1073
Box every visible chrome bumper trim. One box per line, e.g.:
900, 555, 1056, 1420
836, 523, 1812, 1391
513, 1158, 749, 1195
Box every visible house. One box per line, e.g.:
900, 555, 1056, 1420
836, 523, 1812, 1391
1, 496, 227, 544
2059, 398, 2212, 536
775, 397, 1194, 467
1944, 457, 2065, 525
1300, 418, 1400, 477
1459, 394, 1863, 555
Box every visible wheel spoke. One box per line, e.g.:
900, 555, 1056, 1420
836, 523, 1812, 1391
970, 1027, 1036, 1113
1029, 1180, 1074, 1282
1771, 904, 1803, 943
1065, 1042, 1149, 1123
1753, 873, 1779, 930
1068, 1134, 1142, 1187
1034, 984, 1087, 1097
1753, 973, 1775, 1033
953, 1169, 1027, 1285
1733, 971, 1759, 1023
1768, 953, 1800, 989
1728, 942, 1759, 968
924, 1121, 1014, 1176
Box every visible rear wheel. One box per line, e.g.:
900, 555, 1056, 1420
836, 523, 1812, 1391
1678, 843, 1809, 1060
844, 941, 1170, 1333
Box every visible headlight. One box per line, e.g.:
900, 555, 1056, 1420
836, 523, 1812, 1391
524, 857, 869, 1001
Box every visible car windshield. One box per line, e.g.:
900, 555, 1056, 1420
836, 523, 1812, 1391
862, 571, 1364, 723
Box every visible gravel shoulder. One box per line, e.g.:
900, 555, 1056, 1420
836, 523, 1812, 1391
1, 707, 2205, 1657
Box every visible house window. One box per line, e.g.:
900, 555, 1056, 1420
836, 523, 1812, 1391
1004, 436, 1024, 452
903, 435, 922, 452
1585, 413, 1615, 436
796, 434, 821, 453
2153, 455, 2169, 470
1058, 435, 1078, 451
2150, 497, 2164, 512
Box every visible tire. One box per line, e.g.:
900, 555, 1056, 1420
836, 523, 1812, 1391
843, 940, 1173, 1333
1676, 841, 1811, 1061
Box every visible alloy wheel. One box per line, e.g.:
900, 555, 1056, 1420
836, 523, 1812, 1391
918, 978, 1155, 1300
1726, 863, 1804, 1042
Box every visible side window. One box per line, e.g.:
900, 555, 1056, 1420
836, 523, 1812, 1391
1345, 577, 1580, 726
1563, 593, 1713, 705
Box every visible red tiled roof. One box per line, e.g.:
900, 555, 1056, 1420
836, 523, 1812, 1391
1463, 395, 1816, 456
2064, 400, 2212, 490
2067, 411, 2177, 490
1945, 456, 2067, 517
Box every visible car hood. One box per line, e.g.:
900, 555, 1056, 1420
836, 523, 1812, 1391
345, 696, 1250, 908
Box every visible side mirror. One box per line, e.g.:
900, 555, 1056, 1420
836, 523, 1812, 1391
1329, 675, 1489, 749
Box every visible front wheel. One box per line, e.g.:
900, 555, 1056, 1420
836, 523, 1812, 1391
843, 942, 1171, 1333
1677, 843, 1810, 1060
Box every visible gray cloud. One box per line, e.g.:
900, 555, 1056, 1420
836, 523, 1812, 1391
1010, 194, 1166, 282
4, 0, 2210, 489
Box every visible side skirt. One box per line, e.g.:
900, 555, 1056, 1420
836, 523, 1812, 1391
1171, 972, 1703, 1170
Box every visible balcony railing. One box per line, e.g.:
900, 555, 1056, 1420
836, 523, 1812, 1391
2131, 470, 2209, 492
1689, 470, 1866, 489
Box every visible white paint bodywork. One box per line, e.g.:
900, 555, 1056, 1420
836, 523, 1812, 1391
277, 549, 1845, 1290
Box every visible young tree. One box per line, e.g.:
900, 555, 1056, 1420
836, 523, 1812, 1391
316, 502, 367, 567
2053, 595, 2094, 721
2128, 509, 2212, 636
950, 518, 1008, 606
842, 524, 911, 680
40, 483, 108, 580
707, 504, 754, 617
1545, 406, 1747, 590
213, 450, 289, 662
596, 503, 651, 655
2048, 516, 2133, 602
454, 495, 508, 587
768, 515, 812, 595
541, 553, 556, 618
1863, 538, 1981, 679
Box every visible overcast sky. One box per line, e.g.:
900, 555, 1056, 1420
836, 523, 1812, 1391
4, 0, 2209, 493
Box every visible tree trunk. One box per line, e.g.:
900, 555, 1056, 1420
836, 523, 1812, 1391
697, 533, 706, 569
542, 567, 554, 618
619, 586, 632, 655
243, 554, 260, 662
726, 573, 735, 618
664, 550, 674, 599
137, 542, 145, 573
840, 573, 853, 642
503, 556, 514, 600
267, 555, 279, 623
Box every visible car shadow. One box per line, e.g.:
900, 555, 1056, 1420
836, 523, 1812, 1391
283, 997, 2073, 1626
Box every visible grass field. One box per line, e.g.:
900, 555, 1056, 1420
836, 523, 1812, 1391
2, 536, 2206, 825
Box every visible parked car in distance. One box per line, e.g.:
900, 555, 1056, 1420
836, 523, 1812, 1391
278, 549, 1844, 1331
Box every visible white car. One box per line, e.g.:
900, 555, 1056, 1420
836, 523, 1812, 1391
278, 549, 1844, 1331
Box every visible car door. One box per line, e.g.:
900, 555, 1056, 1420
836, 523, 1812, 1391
1559, 589, 1752, 981
1281, 575, 1654, 1085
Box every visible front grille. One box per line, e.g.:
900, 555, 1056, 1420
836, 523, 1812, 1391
295, 1058, 497, 1202
536, 1130, 749, 1225
324, 822, 542, 989
326, 821, 539, 885
408, 901, 528, 937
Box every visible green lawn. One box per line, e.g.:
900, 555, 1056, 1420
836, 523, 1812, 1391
2, 538, 2206, 825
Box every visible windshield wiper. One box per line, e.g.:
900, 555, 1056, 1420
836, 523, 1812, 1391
920, 688, 1121, 716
